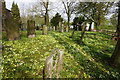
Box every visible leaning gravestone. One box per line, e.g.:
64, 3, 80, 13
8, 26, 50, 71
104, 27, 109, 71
44, 48, 64, 78
2, 1, 20, 40
43, 25, 47, 35
27, 20, 35, 38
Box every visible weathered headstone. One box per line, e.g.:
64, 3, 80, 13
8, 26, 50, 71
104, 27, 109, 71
44, 48, 64, 78
27, 20, 35, 38
53, 26, 55, 31
77, 26, 79, 31
56, 26, 59, 31
66, 26, 69, 32
50, 26, 52, 31
2, 1, 20, 40
59, 22, 62, 32
61, 24, 64, 32
43, 25, 47, 35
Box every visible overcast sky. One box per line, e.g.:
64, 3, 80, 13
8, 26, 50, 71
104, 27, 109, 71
5, 0, 73, 22
4, 0, 116, 22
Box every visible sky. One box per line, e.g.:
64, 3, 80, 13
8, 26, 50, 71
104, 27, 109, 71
4, 0, 117, 23
5, 0, 72, 22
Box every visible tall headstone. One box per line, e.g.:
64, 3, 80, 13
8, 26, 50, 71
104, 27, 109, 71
66, 26, 69, 32
59, 22, 61, 32
91, 22, 94, 31
44, 48, 64, 78
50, 26, 52, 31
27, 20, 35, 38
56, 26, 59, 31
61, 24, 64, 32
53, 26, 55, 31
43, 25, 47, 35
2, 1, 20, 40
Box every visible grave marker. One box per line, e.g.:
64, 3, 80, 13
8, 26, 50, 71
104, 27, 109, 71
44, 48, 64, 78
43, 25, 47, 35
2, 1, 20, 40
27, 20, 36, 38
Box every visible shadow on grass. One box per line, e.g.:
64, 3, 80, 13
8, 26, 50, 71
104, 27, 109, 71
49, 31, 120, 78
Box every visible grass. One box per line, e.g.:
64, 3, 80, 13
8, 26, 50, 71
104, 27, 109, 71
2, 30, 120, 79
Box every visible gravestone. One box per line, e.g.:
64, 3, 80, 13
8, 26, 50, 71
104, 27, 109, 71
44, 48, 64, 78
61, 24, 64, 32
53, 26, 55, 31
2, 1, 20, 41
59, 22, 62, 32
27, 20, 36, 38
56, 26, 59, 31
50, 26, 52, 31
66, 26, 69, 32
47, 26, 50, 31
43, 25, 47, 35
77, 26, 79, 31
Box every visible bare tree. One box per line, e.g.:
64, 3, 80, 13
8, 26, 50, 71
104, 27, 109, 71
62, 0, 76, 32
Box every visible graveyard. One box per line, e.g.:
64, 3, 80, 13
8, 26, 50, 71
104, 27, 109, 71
1, 0, 120, 79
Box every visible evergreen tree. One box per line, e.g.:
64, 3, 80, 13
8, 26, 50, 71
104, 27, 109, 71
11, 2, 20, 21
50, 13, 63, 29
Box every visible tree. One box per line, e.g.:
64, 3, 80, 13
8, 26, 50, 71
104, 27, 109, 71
79, 22, 87, 45
112, 2, 120, 40
75, 2, 113, 31
11, 2, 20, 21
11, 2, 21, 30
42, 1, 49, 26
28, 0, 55, 27
72, 16, 85, 31
2, 1, 20, 40
110, 13, 118, 27
110, 1, 120, 66
50, 13, 63, 30
62, 0, 76, 32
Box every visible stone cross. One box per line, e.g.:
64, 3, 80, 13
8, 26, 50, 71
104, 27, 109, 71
44, 48, 64, 78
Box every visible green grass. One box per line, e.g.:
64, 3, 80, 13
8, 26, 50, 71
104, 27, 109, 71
2, 31, 120, 79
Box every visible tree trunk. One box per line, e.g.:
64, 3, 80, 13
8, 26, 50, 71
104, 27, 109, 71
110, 38, 120, 66
79, 23, 86, 45
110, 2, 120, 66
68, 16, 70, 32
70, 29, 74, 38
112, 2, 120, 40
88, 22, 92, 31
